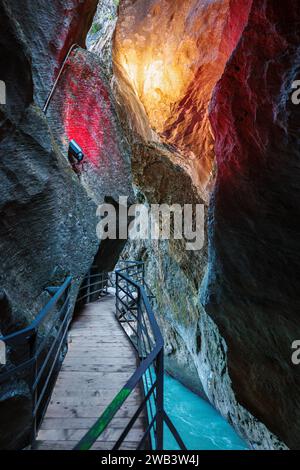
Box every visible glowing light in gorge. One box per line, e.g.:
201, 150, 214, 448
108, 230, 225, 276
113, 0, 252, 191
121, 55, 188, 132
115, 18, 197, 133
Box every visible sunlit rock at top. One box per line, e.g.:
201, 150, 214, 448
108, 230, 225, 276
114, 0, 252, 192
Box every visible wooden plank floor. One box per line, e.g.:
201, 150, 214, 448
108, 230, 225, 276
34, 292, 145, 450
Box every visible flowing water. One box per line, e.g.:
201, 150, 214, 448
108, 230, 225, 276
164, 374, 248, 450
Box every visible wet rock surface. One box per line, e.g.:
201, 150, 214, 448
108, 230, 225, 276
120, 141, 207, 399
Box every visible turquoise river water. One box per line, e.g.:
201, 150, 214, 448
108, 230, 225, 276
164, 374, 248, 450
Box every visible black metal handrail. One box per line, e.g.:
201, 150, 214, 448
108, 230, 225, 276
74, 261, 186, 451
76, 268, 109, 304
0, 261, 186, 451
0, 276, 72, 446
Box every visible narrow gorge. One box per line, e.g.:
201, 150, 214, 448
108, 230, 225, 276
0, 0, 300, 452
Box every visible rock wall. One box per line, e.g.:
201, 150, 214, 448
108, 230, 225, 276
204, 0, 300, 449
112, 0, 298, 449
86, 0, 119, 75
114, 0, 252, 194
1, 0, 98, 107
0, 0, 132, 449
122, 141, 208, 397
1, 0, 299, 452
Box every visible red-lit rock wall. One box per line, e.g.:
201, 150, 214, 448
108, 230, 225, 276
46, 47, 133, 203
204, 0, 300, 449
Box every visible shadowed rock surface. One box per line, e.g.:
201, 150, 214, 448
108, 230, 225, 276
204, 0, 300, 449
1, 0, 98, 107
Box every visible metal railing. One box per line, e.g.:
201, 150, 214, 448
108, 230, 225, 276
0, 276, 72, 445
43, 43, 79, 114
74, 261, 186, 451
0, 261, 186, 451
76, 267, 109, 305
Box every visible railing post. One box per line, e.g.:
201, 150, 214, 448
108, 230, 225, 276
105, 273, 108, 295
29, 331, 38, 448
87, 270, 91, 304
116, 272, 119, 319
156, 347, 164, 450
137, 294, 142, 358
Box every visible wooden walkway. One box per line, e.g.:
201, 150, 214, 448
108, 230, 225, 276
34, 292, 145, 450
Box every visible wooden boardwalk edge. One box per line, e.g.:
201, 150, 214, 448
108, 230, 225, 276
34, 293, 145, 450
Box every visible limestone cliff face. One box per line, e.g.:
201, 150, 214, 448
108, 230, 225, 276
114, 0, 252, 195
122, 142, 208, 397
0, 0, 132, 449
86, 0, 119, 75
112, 0, 299, 449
